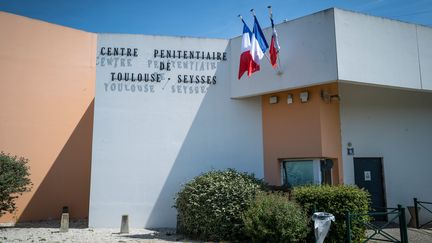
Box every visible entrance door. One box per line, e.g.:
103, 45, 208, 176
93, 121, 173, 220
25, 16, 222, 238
354, 158, 386, 221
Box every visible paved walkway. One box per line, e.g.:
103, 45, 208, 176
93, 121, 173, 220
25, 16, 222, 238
366, 227, 432, 243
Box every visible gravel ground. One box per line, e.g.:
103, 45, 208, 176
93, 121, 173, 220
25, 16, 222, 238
1, 220, 431, 242
0, 220, 186, 243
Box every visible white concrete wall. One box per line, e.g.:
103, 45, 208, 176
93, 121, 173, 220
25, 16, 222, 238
418, 25, 432, 90
340, 83, 432, 223
230, 9, 338, 98
230, 8, 432, 98
89, 34, 263, 228
335, 9, 432, 91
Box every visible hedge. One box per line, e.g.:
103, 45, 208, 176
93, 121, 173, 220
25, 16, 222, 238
243, 191, 309, 242
292, 185, 371, 242
0, 152, 32, 216
174, 169, 264, 241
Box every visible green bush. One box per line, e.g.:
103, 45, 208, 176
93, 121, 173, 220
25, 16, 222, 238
0, 152, 32, 216
243, 192, 309, 242
292, 185, 370, 242
174, 169, 264, 241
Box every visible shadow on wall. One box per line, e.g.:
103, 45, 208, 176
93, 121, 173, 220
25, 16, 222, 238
18, 100, 94, 224
144, 46, 263, 228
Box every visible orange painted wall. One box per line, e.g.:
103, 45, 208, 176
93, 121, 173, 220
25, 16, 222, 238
0, 12, 96, 223
262, 83, 343, 185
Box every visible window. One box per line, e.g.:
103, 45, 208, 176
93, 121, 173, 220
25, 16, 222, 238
281, 159, 333, 188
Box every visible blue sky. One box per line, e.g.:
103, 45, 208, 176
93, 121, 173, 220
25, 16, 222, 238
1, 0, 431, 38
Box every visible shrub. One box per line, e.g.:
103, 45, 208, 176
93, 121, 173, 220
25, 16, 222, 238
174, 169, 264, 241
292, 185, 370, 242
0, 152, 32, 216
243, 192, 309, 242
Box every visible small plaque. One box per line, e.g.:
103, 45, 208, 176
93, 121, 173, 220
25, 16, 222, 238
364, 171, 371, 181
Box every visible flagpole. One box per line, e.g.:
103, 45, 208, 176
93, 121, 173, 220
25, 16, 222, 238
264, 52, 273, 67
268, 5, 273, 19
250, 8, 256, 16
268, 6, 283, 75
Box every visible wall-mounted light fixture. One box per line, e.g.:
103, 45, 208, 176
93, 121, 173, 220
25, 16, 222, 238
269, 96, 279, 104
321, 90, 341, 103
300, 91, 309, 103
287, 94, 293, 104
347, 142, 354, 156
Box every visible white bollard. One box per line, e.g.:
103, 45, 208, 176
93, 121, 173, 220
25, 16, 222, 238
60, 213, 69, 233
120, 215, 129, 234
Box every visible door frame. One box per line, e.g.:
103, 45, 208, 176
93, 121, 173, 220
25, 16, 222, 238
353, 157, 388, 212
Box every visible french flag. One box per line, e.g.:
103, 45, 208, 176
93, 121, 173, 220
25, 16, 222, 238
238, 19, 259, 79
250, 16, 269, 66
269, 15, 280, 68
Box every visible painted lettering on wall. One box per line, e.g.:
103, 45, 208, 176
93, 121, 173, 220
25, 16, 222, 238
97, 46, 227, 94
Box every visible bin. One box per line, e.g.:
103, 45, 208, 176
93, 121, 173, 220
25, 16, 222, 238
312, 212, 335, 243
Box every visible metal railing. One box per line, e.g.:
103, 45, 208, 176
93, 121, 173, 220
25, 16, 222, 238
414, 198, 432, 229
345, 205, 408, 243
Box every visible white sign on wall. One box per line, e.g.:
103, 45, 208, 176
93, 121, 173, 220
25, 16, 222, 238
89, 34, 264, 228
364, 171, 371, 181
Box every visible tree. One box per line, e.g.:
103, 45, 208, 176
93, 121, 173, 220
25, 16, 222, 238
0, 152, 32, 216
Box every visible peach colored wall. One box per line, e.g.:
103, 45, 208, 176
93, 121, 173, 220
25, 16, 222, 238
262, 83, 343, 185
0, 12, 96, 224
319, 84, 343, 183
